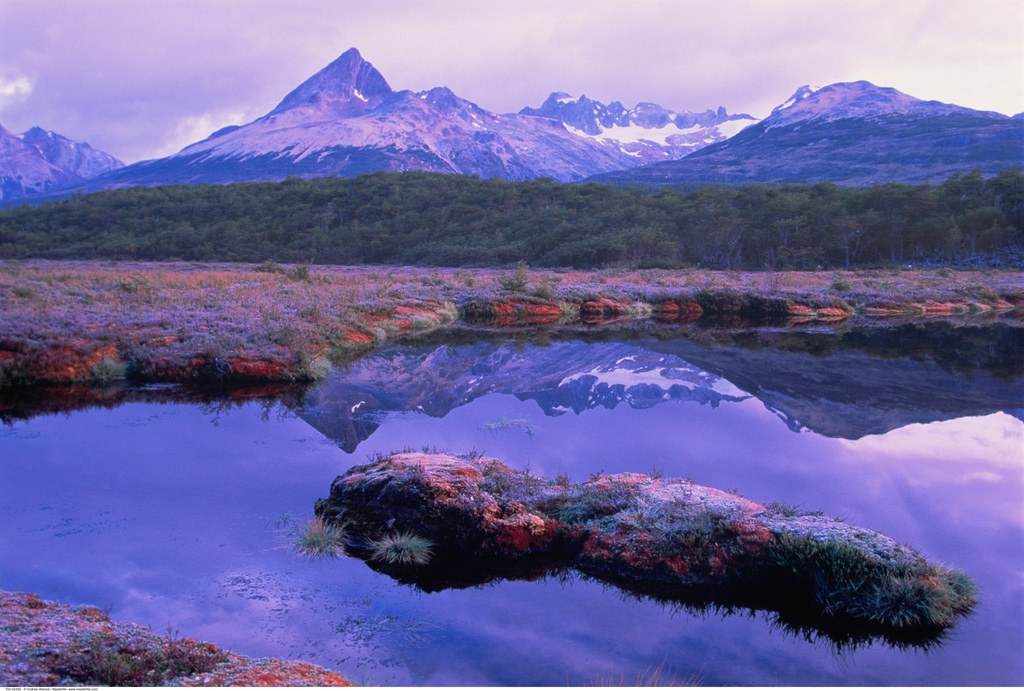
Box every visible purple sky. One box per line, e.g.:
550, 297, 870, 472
1, 0, 1021, 164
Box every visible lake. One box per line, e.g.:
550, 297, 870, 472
2, 322, 1022, 686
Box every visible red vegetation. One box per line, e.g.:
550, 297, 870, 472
344, 329, 374, 344
226, 356, 289, 380
579, 298, 629, 316
24, 341, 119, 381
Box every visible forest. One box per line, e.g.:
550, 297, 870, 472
0, 168, 1021, 269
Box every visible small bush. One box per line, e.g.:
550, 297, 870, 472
499, 261, 530, 292
91, 355, 127, 381
254, 259, 283, 274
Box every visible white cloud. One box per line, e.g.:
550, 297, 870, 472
0, 75, 33, 108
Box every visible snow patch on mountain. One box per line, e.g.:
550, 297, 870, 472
522, 91, 759, 161
560, 356, 748, 397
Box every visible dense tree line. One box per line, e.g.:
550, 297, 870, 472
1, 168, 1021, 268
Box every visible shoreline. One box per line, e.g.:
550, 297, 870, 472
2, 260, 1021, 389
0, 591, 353, 687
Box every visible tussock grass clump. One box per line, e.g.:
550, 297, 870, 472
767, 533, 979, 628
369, 531, 435, 565
292, 516, 348, 559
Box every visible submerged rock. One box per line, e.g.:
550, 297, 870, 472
316, 452, 978, 641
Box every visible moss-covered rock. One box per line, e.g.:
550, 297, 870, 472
316, 452, 978, 639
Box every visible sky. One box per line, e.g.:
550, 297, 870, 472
1, 0, 1021, 164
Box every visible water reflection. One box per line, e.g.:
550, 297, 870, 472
292, 333, 1022, 453
1, 327, 1022, 685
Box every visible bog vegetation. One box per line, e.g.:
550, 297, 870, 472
1, 168, 1021, 269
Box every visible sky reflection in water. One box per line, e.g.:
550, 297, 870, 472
0, 338, 1021, 686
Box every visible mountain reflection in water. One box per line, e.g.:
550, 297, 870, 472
294, 334, 1023, 453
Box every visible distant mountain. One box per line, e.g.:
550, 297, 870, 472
0, 123, 123, 202
83, 48, 742, 190
588, 81, 1024, 186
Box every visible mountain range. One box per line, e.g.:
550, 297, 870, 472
1, 47, 1021, 204
590, 81, 1024, 186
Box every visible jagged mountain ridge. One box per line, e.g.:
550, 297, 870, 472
519, 92, 757, 165
0, 123, 123, 202
84, 48, 744, 190
589, 80, 1024, 186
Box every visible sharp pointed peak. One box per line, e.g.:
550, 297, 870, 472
268, 47, 393, 117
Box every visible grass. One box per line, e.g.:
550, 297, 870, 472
766, 533, 979, 628
368, 531, 435, 566
291, 516, 348, 559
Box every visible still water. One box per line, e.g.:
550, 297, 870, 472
2, 329, 1022, 685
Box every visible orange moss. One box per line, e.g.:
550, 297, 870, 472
344, 330, 374, 344
226, 357, 289, 380
492, 314, 562, 326
25, 342, 119, 382
579, 298, 628, 316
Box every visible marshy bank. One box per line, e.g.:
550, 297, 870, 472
1, 260, 1021, 389
0, 591, 354, 686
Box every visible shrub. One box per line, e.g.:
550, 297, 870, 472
830, 277, 853, 292
499, 261, 530, 292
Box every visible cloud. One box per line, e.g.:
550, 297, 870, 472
0, 74, 33, 108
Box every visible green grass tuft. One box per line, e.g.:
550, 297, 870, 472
292, 516, 347, 559
369, 531, 435, 565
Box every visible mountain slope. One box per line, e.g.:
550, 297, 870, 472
589, 81, 1024, 186
0, 123, 123, 202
